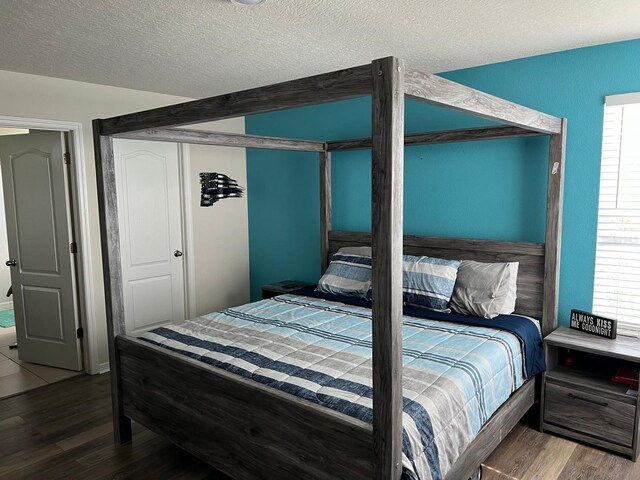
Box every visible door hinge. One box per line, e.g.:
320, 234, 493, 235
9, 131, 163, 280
63, 152, 71, 165
76, 327, 84, 339
70, 242, 77, 254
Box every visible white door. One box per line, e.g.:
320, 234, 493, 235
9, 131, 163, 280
0, 130, 82, 370
113, 139, 185, 335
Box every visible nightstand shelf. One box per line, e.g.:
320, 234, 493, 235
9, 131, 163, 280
546, 364, 636, 405
542, 327, 640, 460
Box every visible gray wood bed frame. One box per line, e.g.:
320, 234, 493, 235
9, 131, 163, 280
93, 57, 566, 480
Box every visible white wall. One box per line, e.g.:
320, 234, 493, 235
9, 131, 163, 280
188, 141, 250, 314
0, 69, 249, 371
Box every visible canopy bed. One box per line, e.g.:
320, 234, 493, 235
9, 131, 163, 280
93, 57, 566, 480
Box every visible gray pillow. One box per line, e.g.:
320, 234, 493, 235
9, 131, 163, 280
449, 260, 512, 319
500, 262, 519, 315
338, 246, 372, 257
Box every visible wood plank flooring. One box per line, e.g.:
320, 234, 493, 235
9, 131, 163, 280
0, 373, 638, 479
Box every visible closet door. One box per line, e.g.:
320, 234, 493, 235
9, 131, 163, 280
113, 139, 185, 335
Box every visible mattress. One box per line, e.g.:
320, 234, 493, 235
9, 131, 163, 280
138, 290, 543, 480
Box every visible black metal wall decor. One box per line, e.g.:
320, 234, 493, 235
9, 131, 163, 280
200, 172, 244, 207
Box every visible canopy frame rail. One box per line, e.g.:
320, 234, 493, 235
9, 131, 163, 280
97, 62, 561, 138
327, 124, 543, 151
113, 124, 545, 153
94, 56, 566, 480
404, 67, 562, 134
99, 64, 373, 135
115, 127, 327, 152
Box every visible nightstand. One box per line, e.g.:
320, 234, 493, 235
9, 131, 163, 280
261, 280, 315, 300
542, 327, 640, 460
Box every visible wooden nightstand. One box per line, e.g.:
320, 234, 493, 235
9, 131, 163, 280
261, 280, 315, 300
542, 327, 640, 460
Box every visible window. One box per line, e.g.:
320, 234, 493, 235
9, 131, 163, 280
593, 93, 640, 337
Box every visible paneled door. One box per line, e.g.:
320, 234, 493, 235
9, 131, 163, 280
0, 130, 82, 370
113, 139, 185, 335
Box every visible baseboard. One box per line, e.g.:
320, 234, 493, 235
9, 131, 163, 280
0, 301, 13, 312
97, 362, 111, 374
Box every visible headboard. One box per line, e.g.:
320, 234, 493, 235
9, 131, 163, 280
328, 230, 545, 321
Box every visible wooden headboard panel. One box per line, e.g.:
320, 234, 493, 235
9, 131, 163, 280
328, 230, 545, 320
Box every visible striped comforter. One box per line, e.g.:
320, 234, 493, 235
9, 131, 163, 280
139, 293, 535, 480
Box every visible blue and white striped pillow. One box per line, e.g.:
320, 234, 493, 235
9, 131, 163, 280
402, 255, 461, 311
317, 253, 372, 297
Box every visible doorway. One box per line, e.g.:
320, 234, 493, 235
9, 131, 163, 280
0, 129, 83, 369
112, 139, 190, 335
0, 121, 89, 397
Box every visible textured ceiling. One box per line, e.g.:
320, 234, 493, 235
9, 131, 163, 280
1, 0, 640, 98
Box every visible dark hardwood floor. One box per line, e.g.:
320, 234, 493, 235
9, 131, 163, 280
0, 373, 638, 479
0, 374, 227, 479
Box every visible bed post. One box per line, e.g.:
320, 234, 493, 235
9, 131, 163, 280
92, 120, 132, 444
542, 118, 567, 336
371, 56, 405, 480
320, 149, 332, 272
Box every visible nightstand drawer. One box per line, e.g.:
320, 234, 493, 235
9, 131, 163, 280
544, 383, 635, 447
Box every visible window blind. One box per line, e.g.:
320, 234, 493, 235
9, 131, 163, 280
593, 101, 640, 337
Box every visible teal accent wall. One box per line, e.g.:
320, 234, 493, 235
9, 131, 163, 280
245, 39, 640, 326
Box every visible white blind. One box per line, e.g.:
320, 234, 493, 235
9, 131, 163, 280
593, 102, 640, 337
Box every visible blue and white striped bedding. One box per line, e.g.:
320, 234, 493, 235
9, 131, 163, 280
402, 255, 461, 310
317, 253, 372, 297
139, 293, 539, 480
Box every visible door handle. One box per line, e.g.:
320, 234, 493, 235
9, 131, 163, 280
173, 250, 183, 258
5, 259, 16, 267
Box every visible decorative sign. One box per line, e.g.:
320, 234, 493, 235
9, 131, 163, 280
569, 309, 617, 339
200, 172, 244, 207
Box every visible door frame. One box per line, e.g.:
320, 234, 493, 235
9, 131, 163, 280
179, 144, 196, 318
0, 115, 97, 373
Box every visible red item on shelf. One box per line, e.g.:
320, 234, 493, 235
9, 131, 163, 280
611, 367, 639, 389
562, 350, 574, 366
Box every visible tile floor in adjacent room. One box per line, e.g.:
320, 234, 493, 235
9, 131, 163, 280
0, 325, 83, 399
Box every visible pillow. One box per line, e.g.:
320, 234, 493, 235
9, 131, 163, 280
402, 255, 461, 311
500, 262, 519, 315
317, 253, 372, 297
449, 260, 519, 319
